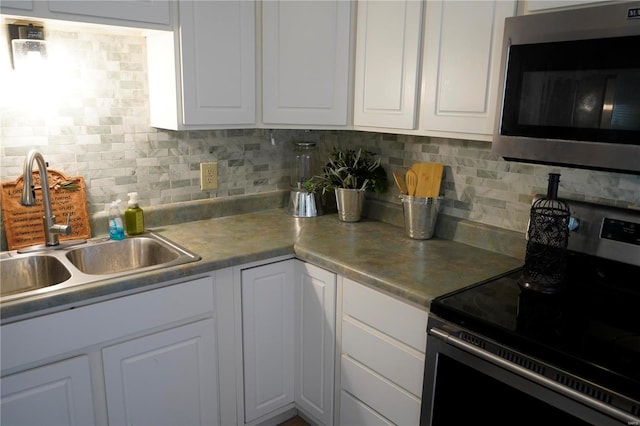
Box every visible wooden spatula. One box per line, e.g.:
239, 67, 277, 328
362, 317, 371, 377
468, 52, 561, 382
412, 163, 443, 197
405, 169, 418, 196
392, 172, 407, 195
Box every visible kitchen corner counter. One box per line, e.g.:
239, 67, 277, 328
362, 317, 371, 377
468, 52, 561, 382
146, 208, 523, 309
2, 209, 523, 321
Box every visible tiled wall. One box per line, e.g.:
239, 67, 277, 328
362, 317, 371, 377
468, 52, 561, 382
1, 28, 639, 239
318, 132, 640, 232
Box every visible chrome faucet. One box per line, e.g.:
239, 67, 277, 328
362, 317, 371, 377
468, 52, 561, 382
21, 149, 72, 247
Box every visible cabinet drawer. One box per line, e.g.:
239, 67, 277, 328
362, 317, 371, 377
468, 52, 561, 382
339, 390, 393, 426
341, 355, 421, 426
342, 317, 424, 397
342, 278, 428, 352
1, 276, 215, 372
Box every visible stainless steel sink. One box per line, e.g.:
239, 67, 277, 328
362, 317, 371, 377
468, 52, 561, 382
1, 256, 72, 297
66, 237, 182, 275
0, 231, 201, 304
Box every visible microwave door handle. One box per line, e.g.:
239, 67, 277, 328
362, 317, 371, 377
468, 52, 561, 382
600, 76, 617, 129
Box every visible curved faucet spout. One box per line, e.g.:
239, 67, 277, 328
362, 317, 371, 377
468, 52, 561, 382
21, 149, 72, 247
21, 149, 52, 214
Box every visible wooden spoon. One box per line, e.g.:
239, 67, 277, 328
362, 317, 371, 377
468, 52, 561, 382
412, 163, 444, 197
392, 172, 407, 195
405, 169, 418, 196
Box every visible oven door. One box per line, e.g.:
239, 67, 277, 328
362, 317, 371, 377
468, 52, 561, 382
420, 317, 637, 426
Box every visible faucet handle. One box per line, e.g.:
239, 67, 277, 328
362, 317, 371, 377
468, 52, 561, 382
51, 213, 73, 236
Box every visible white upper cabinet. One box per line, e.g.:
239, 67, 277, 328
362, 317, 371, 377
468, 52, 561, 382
48, 1, 171, 26
420, 0, 516, 140
353, 0, 424, 129
1, 0, 172, 30
262, 0, 352, 126
352, 0, 515, 140
1, 1, 32, 11
525, 0, 610, 13
147, 0, 256, 130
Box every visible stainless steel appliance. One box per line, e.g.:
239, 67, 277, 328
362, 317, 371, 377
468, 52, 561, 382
420, 200, 640, 425
492, 2, 640, 175
288, 141, 322, 217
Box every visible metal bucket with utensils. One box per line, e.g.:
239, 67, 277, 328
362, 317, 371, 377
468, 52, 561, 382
400, 195, 441, 239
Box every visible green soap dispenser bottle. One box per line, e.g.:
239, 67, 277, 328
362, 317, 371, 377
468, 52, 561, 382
125, 192, 144, 235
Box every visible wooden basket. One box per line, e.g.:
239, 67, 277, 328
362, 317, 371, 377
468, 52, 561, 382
1, 169, 91, 250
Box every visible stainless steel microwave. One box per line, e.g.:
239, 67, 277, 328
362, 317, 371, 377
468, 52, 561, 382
492, 2, 640, 175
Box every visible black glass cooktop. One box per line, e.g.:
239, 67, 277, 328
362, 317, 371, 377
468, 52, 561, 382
430, 251, 640, 403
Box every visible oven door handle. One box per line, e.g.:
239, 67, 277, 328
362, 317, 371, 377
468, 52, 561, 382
430, 327, 640, 425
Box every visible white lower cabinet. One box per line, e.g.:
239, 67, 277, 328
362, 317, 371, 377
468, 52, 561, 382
103, 319, 219, 426
241, 260, 296, 423
338, 277, 429, 426
240, 258, 336, 425
294, 261, 337, 425
0, 274, 236, 426
2, 257, 429, 426
339, 390, 393, 426
0, 356, 95, 426
240, 261, 428, 426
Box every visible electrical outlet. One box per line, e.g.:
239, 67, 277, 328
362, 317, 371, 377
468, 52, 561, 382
200, 162, 218, 190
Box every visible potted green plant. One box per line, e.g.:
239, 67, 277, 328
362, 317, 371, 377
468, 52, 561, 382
305, 147, 388, 222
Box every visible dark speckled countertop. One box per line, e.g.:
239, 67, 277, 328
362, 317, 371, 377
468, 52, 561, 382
1, 208, 523, 322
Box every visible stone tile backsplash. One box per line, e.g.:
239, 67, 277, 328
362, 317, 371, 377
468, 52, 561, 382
1, 28, 639, 243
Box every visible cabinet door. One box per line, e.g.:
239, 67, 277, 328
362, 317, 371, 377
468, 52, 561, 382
525, 0, 607, 13
420, 0, 516, 137
242, 260, 295, 422
1, 1, 170, 29
48, 0, 171, 25
0, 356, 95, 426
0, 1, 32, 11
262, 0, 351, 125
178, 0, 256, 126
294, 261, 336, 425
103, 319, 219, 426
353, 0, 423, 129
1, 276, 216, 373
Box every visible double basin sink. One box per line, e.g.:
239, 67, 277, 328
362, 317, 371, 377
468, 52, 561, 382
1, 232, 201, 303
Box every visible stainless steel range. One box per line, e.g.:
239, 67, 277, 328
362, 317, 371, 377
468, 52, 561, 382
420, 199, 640, 425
